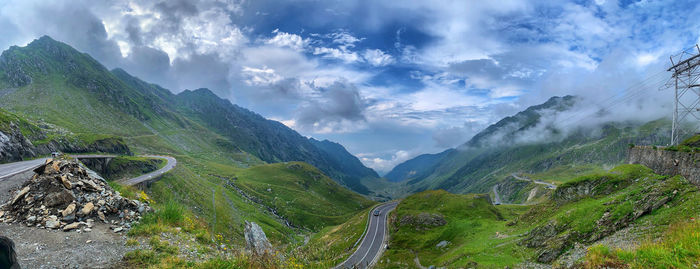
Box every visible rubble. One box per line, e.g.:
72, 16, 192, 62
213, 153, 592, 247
1, 158, 151, 233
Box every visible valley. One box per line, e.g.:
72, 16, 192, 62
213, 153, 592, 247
1, 10, 700, 269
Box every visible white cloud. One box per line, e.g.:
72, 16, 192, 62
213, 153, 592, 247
359, 150, 413, 174
362, 49, 394, 66
312, 46, 361, 63
241, 66, 283, 86
265, 29, 307, 51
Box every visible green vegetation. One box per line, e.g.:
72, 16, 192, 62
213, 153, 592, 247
235, 162, 375, 230
523, 164, 606, 184
379, 190, 533, 268
100, 156, 165, 180
585, 220, 700, 268
380, 164, 700, 268
299, 208, 373, 267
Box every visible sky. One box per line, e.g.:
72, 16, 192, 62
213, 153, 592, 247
1, 0, 699, 174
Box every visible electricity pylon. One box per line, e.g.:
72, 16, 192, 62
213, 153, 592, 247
664, 45, 700, 145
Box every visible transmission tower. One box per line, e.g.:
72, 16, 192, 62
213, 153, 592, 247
664, 44, 700, 145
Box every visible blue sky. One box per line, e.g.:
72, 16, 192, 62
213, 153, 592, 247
1, 0, 699, 173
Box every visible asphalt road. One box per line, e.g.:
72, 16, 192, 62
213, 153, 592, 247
0, 155, 176, 186
492, 185, 503, 205
119, 155, 176, 186
337, 202, 398, 269
0, 158, 48, 180
511, 173, 557, 189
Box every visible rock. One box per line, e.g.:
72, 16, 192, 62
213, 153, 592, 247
81, 179, 102, 192
399, 212, 447, 230
45, 216, 60, 229
436, 240, 450, 248
61, 203, 76, 217
80, 202, 94, 216
44, 189, 75, 207
63, 222, 80, 231
11, 186, 30, 205
60, 175, 72, 189
244, 221, 273, 256
86, 240, 92, 244
2, 159, 148, 234
62, 214, 75, 222
113, 227, 123, 233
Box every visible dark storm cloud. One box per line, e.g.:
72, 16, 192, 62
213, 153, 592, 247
172, 53, 232, 95
296, 81, 367, 130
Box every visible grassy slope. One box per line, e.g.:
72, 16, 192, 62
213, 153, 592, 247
235, 162, 375, 231
299, 209, 373, 268
379, 190, 532, 268
399, 119, 669, 197
379, 164, 700, 268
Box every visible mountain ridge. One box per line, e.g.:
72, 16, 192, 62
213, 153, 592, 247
0, 35, 378, 194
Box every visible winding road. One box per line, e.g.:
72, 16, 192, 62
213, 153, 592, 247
336, 202, 398, 269
0, 154, 176, 186
492, 173, 557, 205
511, 173, 557, 189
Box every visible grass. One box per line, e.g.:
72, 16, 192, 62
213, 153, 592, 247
380, 164, 700, 268
297, 207, 373, 267
101, 156, 165, 180
378, 190, 534, 268
234, 162, 376, 230
584, 220, 700, 268
523, 164, 607, 184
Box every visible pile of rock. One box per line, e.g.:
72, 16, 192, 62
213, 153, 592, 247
0, 158, 151, 233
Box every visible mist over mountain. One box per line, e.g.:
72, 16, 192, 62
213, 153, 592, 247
386, 95, 671, 195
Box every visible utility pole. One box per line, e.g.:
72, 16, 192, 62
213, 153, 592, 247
665, 44, 700, 145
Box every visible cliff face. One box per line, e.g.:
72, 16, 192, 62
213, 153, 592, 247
0, 122, 37, 162
627, 146, 700, 186
0, 123, 131, 164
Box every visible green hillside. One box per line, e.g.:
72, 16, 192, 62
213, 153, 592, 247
233, 162, 375, 230
378, 164, 700, 268
386, 95, 671, 196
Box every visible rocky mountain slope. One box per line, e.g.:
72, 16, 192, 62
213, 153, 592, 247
0, 36, 378, 194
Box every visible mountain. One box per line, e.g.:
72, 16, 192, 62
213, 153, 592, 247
388, 96, 670, 195
384, 149, 452, 182
0, 36, 378, 194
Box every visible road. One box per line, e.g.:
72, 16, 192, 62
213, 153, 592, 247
336, 202, 398, 269
492, 185, 503, 205
0, 158, 48, 180
511, 173, 557, 189
0, 154, 176, 186
119, 155, 176, 185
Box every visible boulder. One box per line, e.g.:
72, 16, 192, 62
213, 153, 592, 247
61, 203, 76, 217
244, 221, 273, 256
43, 189, 75, 207
80, 202, 94, 216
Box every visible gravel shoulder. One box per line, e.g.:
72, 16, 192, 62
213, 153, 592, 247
0, 163, 133, 268
0, 222, 133, 268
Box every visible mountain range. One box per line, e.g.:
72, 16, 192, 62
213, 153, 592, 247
385, 95, 670, 195
0, 36, 378, 194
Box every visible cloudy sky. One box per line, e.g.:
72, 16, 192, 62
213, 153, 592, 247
1, 0, 699, 174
